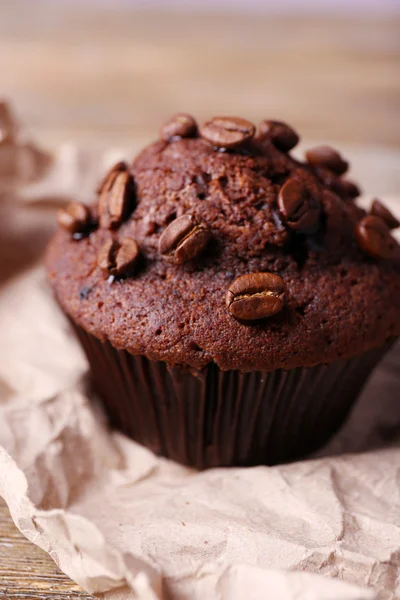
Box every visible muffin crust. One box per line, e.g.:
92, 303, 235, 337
47, 118, 400, 371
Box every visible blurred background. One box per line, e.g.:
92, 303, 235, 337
1, 0, 399, 152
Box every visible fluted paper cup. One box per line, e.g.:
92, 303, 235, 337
73, 324, 393, 468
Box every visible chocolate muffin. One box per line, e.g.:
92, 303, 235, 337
46, 114, 400, 468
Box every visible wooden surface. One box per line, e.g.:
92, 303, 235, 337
0, 2, 399, 598
0, 2, 399, 150
0, 499, 93, 599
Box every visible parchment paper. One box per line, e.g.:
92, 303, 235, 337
0, 104, 399, 600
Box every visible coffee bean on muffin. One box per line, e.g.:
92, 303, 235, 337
96, 161, 128, 195
57, 201, 91, 234
306, 145, 349, 175
355, 215, 396, 260
370, 199, 399, 230
226, 272, 285, 321
257, 120, 299, 151
278, 178, 320, 230
330, 178, 361, 200
98, 237, 140, 276
161, 113, 197, 141
99, 170, 135, 229
158, 215, 211, 264
200, 116, 255, 148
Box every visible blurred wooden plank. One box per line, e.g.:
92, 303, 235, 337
0, 3, 398, 147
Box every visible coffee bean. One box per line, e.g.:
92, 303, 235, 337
158, 214, 211, 264
370, 199, 399, 230
114, 238, 140, 275
57, 201, 91, 234
226, 272, 285, 321
99, 170, 135, 229
278, 178, 320, 230
257, 120, 299, 151
314, 167, 360, 200
161, 113, 197, 141
98, 237, 139, 276
98, 239, 115, 272
200, 116, 255, 149
355, 215, 396, 260
330, 178, 360, 200
96, 161, 127, 195
305, 146, 348, 175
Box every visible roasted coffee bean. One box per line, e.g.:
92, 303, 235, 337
370, 199, 399, 230
278, 178, 320, 230
161, 113, 197, 141
96, 161, 127, 195
226, 272, 285, 321
330, 178, 360, 200
114, 238, 140, 275
98, 239, 115, 272
355, 215, 396, 260
314, 167, 360, 200
57, 201, 91, 234
200, 116, 255, 149
98, 237, 139, 276
257, 120, 299, 151
305, 146, 348, 175
99, 170, 135, 229
158, 214, 211, 264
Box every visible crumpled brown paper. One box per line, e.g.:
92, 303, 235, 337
2, 270, 400, 600
0, 107, 399, 600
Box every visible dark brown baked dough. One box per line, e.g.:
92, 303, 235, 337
46, 120, 400, 371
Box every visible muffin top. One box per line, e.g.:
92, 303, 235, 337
46, 114, 400, 371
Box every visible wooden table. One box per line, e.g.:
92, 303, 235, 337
0, 500, 93, 599
0, 2, 399, 597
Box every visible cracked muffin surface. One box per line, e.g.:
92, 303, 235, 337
46, 115, 400, 371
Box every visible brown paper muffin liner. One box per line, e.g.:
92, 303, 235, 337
73, 324, 393, 468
